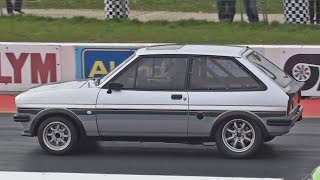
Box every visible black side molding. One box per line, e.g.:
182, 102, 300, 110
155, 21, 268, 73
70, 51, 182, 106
267, 119, 292, 126
13, 114, 30, 122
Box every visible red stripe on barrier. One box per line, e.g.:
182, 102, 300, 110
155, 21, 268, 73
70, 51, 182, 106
300, 100, 320, 118
0, 95, 319, 117
0, 95, 16, 113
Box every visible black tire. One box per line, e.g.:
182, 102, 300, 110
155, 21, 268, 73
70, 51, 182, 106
264, 136, 275, 142
38, 116, 79, 155
215, 117, 263, 159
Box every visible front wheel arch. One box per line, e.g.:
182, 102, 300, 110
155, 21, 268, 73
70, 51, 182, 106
30, 108, 87, 138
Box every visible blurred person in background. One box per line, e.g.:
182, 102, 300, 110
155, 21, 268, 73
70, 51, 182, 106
244, 0, 259, 22
6, 0, 24, 14
309, 0, 320, 24
216, 0, 236, 22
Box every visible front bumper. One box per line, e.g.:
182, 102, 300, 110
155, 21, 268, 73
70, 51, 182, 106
13, 114, 31, 122
267, 105, 303, 126
13, 113, 34, 137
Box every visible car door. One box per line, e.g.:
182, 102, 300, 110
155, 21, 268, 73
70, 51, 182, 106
96, 55, 189, 137
187, 56, 267, 137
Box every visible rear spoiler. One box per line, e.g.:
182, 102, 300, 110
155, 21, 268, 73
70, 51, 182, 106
286, 80, 304, 99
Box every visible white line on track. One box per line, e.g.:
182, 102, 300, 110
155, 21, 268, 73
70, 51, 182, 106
0, 171, 282, 180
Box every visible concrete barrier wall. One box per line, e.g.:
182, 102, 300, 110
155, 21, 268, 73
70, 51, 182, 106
0, 43, 320, 97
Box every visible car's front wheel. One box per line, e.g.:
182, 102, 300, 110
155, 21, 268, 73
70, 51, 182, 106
215, 118, 263, 158
38, 116, 79, 155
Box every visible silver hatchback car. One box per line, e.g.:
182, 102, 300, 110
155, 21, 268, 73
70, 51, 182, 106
14, 45, 303, 158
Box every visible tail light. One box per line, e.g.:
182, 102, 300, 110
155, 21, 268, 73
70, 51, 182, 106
287, 91, 301, 115
287, 100, 292, 115
298, 90, 301, 103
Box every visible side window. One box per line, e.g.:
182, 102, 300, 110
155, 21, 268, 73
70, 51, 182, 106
189, 56, 261, 90
136, 57, 188, 90
112, 63, 138, 89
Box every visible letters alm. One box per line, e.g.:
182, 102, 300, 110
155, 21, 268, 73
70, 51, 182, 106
0, 53, 57, 84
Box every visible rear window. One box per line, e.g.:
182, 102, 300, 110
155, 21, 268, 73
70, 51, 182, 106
189, 56, 262, 90
247, 51, 292, 88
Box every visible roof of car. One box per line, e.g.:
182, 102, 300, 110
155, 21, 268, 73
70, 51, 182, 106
135, 45, 248, 57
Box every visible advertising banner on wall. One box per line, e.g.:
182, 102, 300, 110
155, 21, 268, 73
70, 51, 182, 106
252, 46, 320, 97
0, 45, 61, 92
75, 47, 142, 79
74, 44, 162, 79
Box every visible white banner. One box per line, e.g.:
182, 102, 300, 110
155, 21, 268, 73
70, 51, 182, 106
0, 45, 61, 92
252, 45, 320, 97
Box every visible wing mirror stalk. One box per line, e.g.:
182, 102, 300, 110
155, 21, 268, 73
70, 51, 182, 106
107, 82, 123, 94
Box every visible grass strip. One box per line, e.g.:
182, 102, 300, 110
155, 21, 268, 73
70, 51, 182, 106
1, 15, 320, 44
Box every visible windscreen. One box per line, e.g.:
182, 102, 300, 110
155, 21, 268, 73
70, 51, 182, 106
98, 53, 136, 85
247, 50, 293, 88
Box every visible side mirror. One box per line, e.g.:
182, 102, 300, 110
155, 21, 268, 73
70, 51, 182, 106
107, 82, 123, 94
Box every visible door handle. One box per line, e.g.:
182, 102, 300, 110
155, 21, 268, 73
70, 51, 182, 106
171, 94, 183, 100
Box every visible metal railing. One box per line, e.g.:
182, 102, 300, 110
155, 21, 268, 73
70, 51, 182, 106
0, 0, 318, 24
0, 0, 268, 21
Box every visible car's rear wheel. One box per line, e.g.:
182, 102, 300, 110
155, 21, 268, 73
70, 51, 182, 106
215, 118, 263, 158
38, 116, 78, 155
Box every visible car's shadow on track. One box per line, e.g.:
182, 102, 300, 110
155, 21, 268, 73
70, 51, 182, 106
18, 140, 305, 180
65, 140, 281, 160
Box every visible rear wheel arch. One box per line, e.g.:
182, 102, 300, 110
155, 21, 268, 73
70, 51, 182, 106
210, 111, 269, 139
30, 108, 87, 138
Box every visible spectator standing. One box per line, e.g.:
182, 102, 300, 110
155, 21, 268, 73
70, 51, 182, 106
6, 0, 24, 14
244, 0, 259, 22
216, 0, 236, 22
309, 0, 320, 24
